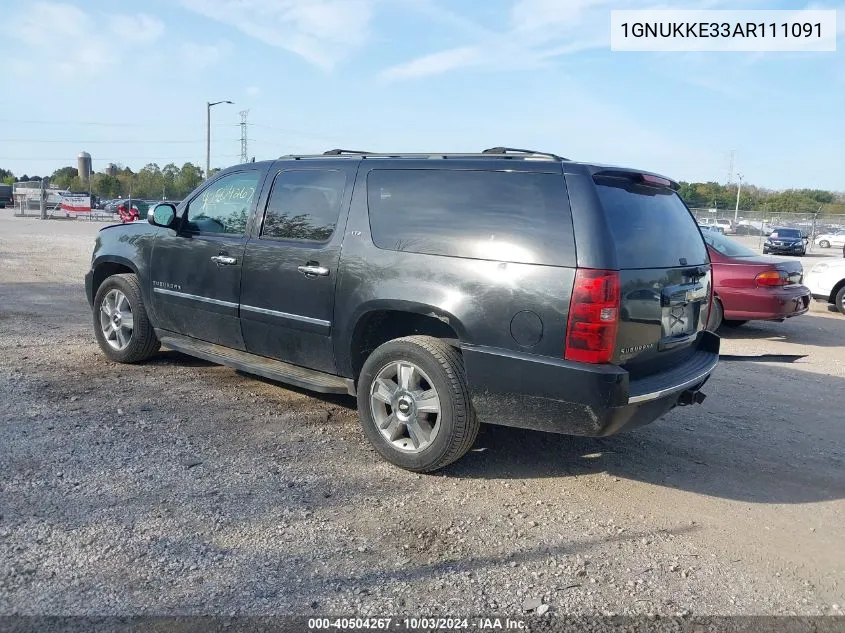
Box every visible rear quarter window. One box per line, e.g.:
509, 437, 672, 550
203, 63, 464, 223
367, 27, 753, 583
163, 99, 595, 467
366, 168, 575, 266
595, 179, 708, 269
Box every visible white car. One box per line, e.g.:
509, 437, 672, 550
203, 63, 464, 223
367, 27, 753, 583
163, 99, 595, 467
804, 259, 845, 315
813, 229, 845, 249
699, 218, 735, 234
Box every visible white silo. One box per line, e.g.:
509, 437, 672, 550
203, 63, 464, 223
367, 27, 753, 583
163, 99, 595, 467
78, 151, 92, 184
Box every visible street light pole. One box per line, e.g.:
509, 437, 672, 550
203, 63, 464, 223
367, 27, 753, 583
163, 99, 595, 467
734, 173, 743, 222
206, 100, 233, 179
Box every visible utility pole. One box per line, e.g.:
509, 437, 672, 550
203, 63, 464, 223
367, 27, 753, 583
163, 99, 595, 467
239, 109, 250, 164
727, 150, 735, 185
39, 177, 46, 220
206, 99, 234, 179
734, 173, 743, 222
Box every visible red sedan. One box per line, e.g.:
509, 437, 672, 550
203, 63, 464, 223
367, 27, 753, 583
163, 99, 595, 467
701, 229, 810, 331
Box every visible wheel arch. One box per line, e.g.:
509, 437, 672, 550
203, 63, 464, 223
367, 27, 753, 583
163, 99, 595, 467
92, 256, 139, 298
345, 301, 469, 381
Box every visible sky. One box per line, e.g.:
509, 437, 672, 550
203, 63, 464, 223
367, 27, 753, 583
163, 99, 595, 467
1, 0, 843, 190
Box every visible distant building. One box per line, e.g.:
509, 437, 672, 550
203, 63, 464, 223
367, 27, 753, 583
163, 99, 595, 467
78, 151, 92, 183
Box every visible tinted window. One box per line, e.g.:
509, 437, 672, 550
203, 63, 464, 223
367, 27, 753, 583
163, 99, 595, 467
595, 180, 708, 268
185, 171, 261, 235
702, 230, 757, 257
366, 169, 574, 266
261, 170, 347, 243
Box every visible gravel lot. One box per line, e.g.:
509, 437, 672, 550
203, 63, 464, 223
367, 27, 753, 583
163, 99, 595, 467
1, 211, 843, 618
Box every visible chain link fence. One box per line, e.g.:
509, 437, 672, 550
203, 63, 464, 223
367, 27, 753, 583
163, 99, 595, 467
12, 181, 116, 220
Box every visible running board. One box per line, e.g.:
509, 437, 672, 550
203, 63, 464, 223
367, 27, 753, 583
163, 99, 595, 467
155, 331, 355, 396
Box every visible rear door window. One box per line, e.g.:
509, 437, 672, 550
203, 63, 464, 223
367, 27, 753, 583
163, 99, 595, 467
595, 179, 708, 269
366, 168, 575, 266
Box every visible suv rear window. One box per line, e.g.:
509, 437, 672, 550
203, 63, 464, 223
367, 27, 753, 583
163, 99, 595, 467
367, 169, 575, 266
595, 178, 708, 269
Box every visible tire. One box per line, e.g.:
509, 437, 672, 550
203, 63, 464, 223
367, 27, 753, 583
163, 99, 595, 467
706, 298, 724, 332
93, 273, 160, 363
836, 286, 845, 316
819, 240, 830, 248
723, 319, 748, 328
356, 335, 479, 473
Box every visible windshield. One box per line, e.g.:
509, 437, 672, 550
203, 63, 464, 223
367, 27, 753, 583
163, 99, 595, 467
772, 228, 801, 238
701, 230, 757, 257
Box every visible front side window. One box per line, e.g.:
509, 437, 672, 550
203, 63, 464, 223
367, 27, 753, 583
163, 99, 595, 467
185, 171, 261, 236
261, 170, 347, 243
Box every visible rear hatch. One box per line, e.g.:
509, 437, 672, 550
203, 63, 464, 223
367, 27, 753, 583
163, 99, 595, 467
593, 171, 712, 379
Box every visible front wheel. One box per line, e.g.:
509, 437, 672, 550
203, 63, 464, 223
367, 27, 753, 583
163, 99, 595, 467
357, 336, 480, 473
93, 273, 160, 363
819, 240, 830, 248
836, 286, 845, 316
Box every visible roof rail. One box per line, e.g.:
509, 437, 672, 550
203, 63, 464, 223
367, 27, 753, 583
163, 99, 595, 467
322, 149, 373, 155
482, 146, 567, 161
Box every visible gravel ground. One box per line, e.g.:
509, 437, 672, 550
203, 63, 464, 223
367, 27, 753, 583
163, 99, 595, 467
0, 211, 843, 618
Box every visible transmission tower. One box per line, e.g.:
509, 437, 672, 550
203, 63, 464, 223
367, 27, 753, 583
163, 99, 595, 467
239, 110, 249, 164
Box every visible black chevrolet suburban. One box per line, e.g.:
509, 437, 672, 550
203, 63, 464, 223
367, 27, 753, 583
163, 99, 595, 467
85, 147, 719, 472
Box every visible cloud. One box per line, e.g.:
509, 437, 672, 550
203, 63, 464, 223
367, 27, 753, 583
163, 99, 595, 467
10, 2, 110, 77
8, 3, 167, 79
180, 40, 233, 71
178, 0, 378, 70
380, 0, 755, 82
109, 13, 166, 45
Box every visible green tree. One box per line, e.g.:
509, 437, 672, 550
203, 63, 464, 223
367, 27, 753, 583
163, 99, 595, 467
91, 173, 122, 198
50, 166, 79, 190
136, 163, 164, 199
175, 162, 203, 198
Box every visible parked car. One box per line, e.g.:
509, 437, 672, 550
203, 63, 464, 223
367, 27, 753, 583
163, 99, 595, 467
814, 229, 845, 249
84, 147, 719, 472
699, 217, 735, 234
763, 227, 807, 256
701, 230, 810, 330
699, 224, 725, 235
804, 259, 845, 315
0, 184, 13, 208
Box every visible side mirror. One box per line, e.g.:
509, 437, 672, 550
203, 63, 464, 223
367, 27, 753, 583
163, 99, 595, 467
149, 203, 176, 228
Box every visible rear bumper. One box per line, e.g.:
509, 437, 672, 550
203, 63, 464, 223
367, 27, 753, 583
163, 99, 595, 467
721, 285, 810, 321
462, 331, 720, 437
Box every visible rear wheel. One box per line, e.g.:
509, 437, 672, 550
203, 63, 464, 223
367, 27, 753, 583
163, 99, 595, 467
836, 286, 845, 316
706, 298, 724, 332
357, 335, 479, 473
819, 240, 830, 248
93, 273, 160, 363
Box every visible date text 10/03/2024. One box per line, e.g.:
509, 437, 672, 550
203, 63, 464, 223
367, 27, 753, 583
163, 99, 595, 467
307, 618, 528, 630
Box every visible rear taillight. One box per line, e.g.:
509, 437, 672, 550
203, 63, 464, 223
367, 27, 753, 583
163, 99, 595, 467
565, 269, 620, 364
755, 270, 788, 287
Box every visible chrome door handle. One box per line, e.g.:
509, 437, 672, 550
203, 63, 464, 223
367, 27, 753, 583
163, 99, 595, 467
297, 265, 330, 277
210, 255, 237, 265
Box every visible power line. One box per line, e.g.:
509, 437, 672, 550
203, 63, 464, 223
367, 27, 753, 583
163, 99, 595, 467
0, 139, 207, 144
